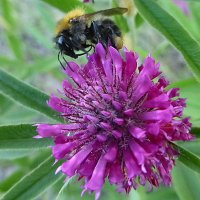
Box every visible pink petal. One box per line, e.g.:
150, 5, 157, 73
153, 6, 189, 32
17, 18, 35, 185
108, 160, 124, 184
104, 143, 118, 162
62, 144, 93, 177
124, 148, 141, 178
52, 142, 76, 159
109, 46, 123, 80
123, 50, 137, 80
142, 109, 173, 123
36, 124, 66, 137
129, 140, 146, 165
129, 126, 146, 139
85, 156, 107, 191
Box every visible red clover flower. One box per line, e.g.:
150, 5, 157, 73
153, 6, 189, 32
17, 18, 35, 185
36, 43, 193, 199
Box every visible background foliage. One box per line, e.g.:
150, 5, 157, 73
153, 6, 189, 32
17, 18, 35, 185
0, 0, 200, 199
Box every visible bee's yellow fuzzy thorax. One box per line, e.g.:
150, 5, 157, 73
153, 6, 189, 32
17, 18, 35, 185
55, 8, 85, 36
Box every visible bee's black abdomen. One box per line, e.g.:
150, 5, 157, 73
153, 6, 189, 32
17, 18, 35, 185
88, 19, 122, 48
101, 19, 121, 37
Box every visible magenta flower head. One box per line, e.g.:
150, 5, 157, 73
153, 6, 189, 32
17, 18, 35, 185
36, 43, 193, 199
172, 0, 190, 15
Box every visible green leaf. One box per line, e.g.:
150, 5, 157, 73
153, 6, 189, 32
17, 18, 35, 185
41, 0, 93, 13
112, 0, 129, 33
179, 139, 200, 156
0, 57, 22, 67
0, 92, 13, 115
169, 78, 197, 89
159, 0, 200, 44
135, 13, 144, 28
0, 124, 53, 149
0, 69, 63, 122
191, 127, 200, 137
172, 162, 200, 200
168, 79, 200, 125
134, 0, 200, 82
136, 186, 178, 200
55, 178, 72, 200
0, 0, 23, 60
0, 151, 51, 192
172, 143, 200, 174
0, 170, 25, 192
0, 150, 32, 160
1, 156, 63, 200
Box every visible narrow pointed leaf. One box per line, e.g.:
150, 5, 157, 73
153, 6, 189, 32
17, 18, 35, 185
172, 143, 200, 174
0, 69, 62, 122
0, 124, 53, 149
1, 157, 63, 200
0, 170, 25, 192
134, 0, 200, 82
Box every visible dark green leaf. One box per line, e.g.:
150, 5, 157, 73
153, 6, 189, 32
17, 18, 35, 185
1, 157, 63, 200
0, 170, 25, 192
191, 127, 200, 138
135, 13, 144, 28
134, 0, 200, 82
179, 139, 200, 156
0, 69, 63, 122
0, 93, 13, 115
172, 143, 200, 174
0, 124, 53, 149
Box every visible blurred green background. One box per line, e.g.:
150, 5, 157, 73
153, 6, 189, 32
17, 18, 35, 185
0, 0, 200, 199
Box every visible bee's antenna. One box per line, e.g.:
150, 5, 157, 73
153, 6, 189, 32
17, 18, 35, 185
58, 51, 66, 70
62, 54, 67, 63
61, 53, 71, 69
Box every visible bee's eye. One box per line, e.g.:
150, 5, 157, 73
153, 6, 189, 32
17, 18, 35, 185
69, 18, 78, 23
57, 36, 64, 45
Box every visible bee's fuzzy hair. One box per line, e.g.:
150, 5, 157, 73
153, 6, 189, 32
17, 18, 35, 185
55, 8, 85, 35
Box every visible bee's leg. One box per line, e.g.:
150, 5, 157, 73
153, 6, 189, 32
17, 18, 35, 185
85, 45, 93, 52
92, 21, 112, 49
61, 35, 79, 59
103, 26, 117, 48
62, 33, 91, 57
74, 45, 93, 57
91, 21, 102, 42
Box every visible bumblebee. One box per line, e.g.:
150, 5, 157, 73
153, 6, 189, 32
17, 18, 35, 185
54, 7, 128, 65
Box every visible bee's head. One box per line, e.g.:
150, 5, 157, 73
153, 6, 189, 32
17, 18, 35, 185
55, 34, 78, 59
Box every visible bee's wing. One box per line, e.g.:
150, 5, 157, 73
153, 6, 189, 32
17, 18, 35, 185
78, 7, 128, 21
